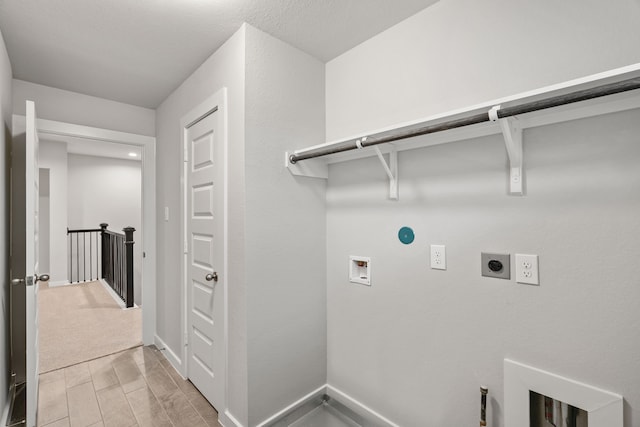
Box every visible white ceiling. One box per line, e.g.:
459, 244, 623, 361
0, 0, 439, 108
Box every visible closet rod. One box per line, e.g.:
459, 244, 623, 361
289, 77, 640, 164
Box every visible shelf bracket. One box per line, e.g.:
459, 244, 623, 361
489, 105, 524, 195
372, 145, 398, 200
285, 152, 328, 179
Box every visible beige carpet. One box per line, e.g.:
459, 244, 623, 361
38, 280, 142, 373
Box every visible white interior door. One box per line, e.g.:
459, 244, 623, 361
25, 100, 41, 427
10, 100, 42, 427
185, 107, 225, 410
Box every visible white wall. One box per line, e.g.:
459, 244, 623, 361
0, 27, 12, 420
244, 25, 326, 425
324, 0, 640, 426
326, 0, 640, 141
156, 24, 327, 425
13, 79, 155, 136
67, 154, 142, 304
155, 26, 248, 425
39, 141, 68, 284
327, 113, 640, 426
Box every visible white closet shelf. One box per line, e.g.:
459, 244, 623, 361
286, 63, 640, 198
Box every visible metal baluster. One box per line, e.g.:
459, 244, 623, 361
89, 233, 93, 280
83, 232, 86, 282
123, 227, 135, 308
69, 231, 72, 283
76, 233, 79, 283
112, 238, 115, 292
119, 236, 123, 298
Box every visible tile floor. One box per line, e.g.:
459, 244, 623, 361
37, 345, 222, 427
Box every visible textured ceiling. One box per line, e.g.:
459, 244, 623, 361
0, 0, 439, 108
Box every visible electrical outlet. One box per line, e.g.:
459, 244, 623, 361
515, 254, 539, 285
430, 245, 446, 270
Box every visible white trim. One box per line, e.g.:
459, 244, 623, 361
154, 334, 183, 374
46, 279, 71, 287
12, 115, 158, 346
504, 359, 623, 427
253, 384, 399, 427
179, 88, 229, 414
219, 410, 244, 427
97, 278, 139, 310
326, 385, 401, 427
32, 118, 154, 146
255, 384, 327, 427
46, 279, 136, 310
97, 279, 126, 309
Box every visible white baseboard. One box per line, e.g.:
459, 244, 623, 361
253, 383, 399, 427
97, 279, 138, 309
219, 410, 244, 427
255, 384, 326, 427
47, 279, 71, 287
50, 279, 138, 311
153, 334, 183, 377
326, 385, 400, 427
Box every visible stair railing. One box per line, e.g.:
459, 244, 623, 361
67, 223, 135, 308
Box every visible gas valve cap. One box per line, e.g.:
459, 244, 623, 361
488, 260, 503, 272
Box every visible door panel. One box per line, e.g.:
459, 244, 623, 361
186, 108, 224, 411
192, 185, 214, 217
10, 100, 41, 427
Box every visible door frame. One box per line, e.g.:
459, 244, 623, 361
12, 115, 157, 345
179, 88, 229, 417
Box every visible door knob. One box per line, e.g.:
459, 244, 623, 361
205, 272, 218, 282
13, 274, 50, 286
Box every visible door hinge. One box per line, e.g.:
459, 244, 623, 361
184, 332, 189, 346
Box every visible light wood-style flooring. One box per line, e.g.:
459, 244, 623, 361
37, 345, 221, 427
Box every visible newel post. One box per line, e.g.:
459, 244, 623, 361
100, 223, 108, 279
123, 227, 135, 308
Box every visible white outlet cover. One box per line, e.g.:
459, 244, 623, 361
515, 254, 539, 285
430, 245, 446, 270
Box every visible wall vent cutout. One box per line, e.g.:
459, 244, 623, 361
349, 256, 371, 286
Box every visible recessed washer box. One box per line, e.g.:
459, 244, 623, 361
349, 256, 371, 286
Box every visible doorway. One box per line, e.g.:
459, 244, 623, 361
13, 115, 157, 345
37, 138, 145, 372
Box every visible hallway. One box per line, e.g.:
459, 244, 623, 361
38, 281, 142, 373
37, 345, 220, 427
